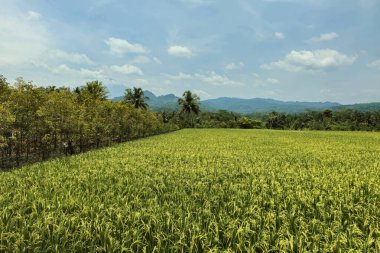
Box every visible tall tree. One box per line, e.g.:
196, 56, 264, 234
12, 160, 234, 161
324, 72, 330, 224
0, 75, 11, 103
178, 91, 200, 115
79, 80, 108, 101
178, 91, 200, 127
124, 87, 150, 110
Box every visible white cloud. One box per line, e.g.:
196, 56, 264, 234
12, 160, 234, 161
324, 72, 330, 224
225, 62, 245, 70
49, 50, 95, 65
368, 59, 380, 69
27, 11, 41, 21
110, 64, 143, 75
163, 72, 194, 80
192, 89, 211, 99
0, 5, 50, 66
261, 49, 356, 72
168, 45, 193, 57
105, 37, 148, 56
52, 64, 105, 79
195, 72, 244, 87
252, 73, 280, 87
308, 32, 338, 43
134, 79, 149, 85
132, 55, 153, 64
267, 78, 280, 84
164, 71, 243, 86
153, 57, 162, 64
132, 55, 162, 64
275, 32, 285, 39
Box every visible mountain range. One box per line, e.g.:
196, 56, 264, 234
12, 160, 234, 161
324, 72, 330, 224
113, 91, 380, 114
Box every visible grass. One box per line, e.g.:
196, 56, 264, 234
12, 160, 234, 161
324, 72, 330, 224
1, 129, 380, 252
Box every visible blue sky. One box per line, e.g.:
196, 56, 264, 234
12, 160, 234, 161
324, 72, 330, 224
0, 0, 379, 103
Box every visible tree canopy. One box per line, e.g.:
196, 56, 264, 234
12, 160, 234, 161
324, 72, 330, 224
124, 87, 150, 110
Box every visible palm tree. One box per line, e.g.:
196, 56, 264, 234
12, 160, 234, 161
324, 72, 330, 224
124, 87, 149, 110
178, 91, 200, 127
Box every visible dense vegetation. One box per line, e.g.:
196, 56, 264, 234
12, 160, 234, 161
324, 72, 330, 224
0, 76, 177, 169
168, 109, 380, 131
1, 129, 379, 252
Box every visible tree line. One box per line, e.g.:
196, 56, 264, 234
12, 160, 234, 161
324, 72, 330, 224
183, 109, 380, 131
0, 76, 180, 170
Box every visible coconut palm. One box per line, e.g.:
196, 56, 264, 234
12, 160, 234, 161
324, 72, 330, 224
178, 91, 200, 127
124, 87, 149, 110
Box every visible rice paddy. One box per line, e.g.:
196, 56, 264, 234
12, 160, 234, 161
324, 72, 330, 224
1, 129, 379, 252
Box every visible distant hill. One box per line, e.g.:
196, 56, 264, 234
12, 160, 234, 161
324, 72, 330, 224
113, 90, 180, 111
113, 91, 379, 114
333, 103, 380, 112
202, 97, 341, 114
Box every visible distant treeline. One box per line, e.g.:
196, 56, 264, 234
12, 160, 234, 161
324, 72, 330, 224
0, 76, 178, 170
184, 109, 380, 131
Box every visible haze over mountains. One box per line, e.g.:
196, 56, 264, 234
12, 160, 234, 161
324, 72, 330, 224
113, 91, 380, 114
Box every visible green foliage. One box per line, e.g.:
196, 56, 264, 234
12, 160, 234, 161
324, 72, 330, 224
178, 91, 200, 115
124, 87, 150, 110
260, 109, 380, 131
178, 91, 201, 128
1, 129, 379, 251
238, 117, 262, 129
0, 76, 178, 169
78, 80, 108, 101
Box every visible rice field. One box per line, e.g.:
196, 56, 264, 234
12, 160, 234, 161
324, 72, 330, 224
1, 129, 380, 252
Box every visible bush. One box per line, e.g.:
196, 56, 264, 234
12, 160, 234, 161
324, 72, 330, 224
238, 117, 262, 129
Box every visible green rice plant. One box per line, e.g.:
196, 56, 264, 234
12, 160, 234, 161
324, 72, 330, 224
1, 129, 380, 252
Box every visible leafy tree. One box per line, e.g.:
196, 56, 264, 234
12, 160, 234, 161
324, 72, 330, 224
266, 111, 285, 129
124, 87, 150, 110
178, 91, 200, 115
238, 117, 262, 129
178, 91, 200, 127
323, 109, 333, 119
78, 80, 108, 101
0, 75, 11, 103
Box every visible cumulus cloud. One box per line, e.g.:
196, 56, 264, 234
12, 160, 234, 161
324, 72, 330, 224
27, 11, 41, 21
275, 32, 285, 39
163, 72, 194, 80
192, 89, 211, 99
0, 6, 50, 66
153, 57, 162, 64
132, 55, 162, 64
52, 64, 105, 79
195, 72, 244, 87
261, 49, 356, 72
110, 64, 143, 75
105, 37, 148, 55
368, 59, 380, 69
252, 73, 280, 87
134, 79, 149, 85
308, 32, 338, 43
49, 50, 95, 65
168, 45, 193, 57
164, 71, 243, 86
225, 62, 245, 70
267, 78, 280, 84
132, 55, 153, 64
